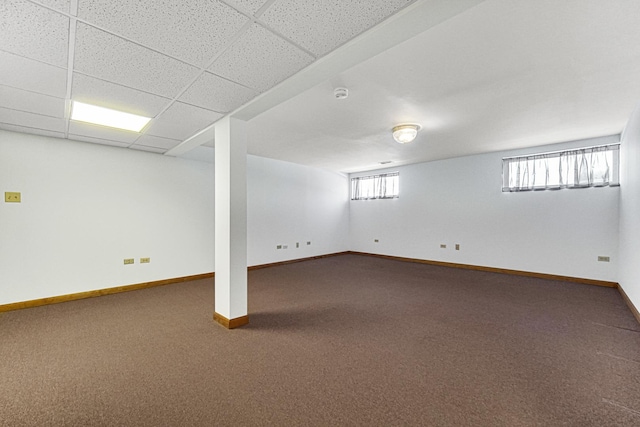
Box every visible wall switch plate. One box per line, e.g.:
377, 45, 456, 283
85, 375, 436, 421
5, 192, 21, 203
440, 244, 447, 249
597, 256, 610, 262
296, 242, 299, 248
455, 244, 460, 250
374, 239, 379, 243
307, 241, 311, 245
277, 245, 282, 249
140, 257, 150, 264
124, 258, 134, 265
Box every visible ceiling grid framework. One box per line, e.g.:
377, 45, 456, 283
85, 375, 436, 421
2, 0, 639, 172
63, 0, 77, 138
0, 0, 416, 155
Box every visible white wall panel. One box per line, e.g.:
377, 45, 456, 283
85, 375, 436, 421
0, 130, 214, 305
350, 136, 620, 282
618, 103, 640, 311
247, 155, 349, 266
0, 131, 350, 305
3, 127, 624, 306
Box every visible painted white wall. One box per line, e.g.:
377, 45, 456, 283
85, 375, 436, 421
3, 126, 624, 305
350, 135, 621, 282
0, 130, 215, 305
618, 103, 640, 311
1, 130, 350, 305
247, 155, 349, 266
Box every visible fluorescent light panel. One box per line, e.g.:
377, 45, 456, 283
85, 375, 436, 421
71, 101, 151, 132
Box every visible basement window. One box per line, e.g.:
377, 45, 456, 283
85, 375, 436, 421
351, 172, 399, 200
502, 144, 620, 192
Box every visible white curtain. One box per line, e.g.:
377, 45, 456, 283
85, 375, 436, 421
351, 172, 399, 200
503, 144, 619, 192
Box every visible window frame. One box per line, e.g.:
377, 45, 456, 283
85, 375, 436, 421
502, 143, 620, 192
351, 172, 399, 201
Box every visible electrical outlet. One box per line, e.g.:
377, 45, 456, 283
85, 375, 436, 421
455, 244, 460, 250
374, 239, 379, 243
296, 242, 299, 248
277, 245, 282, 249
124, 258, 134, 265
597, 256, 610, 262
4, 192, 21, 203
440, 244, 446, 249
307, 241, 311, 245
140, 257, 150, 264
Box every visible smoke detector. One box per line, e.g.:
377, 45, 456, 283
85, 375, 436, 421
334, 87, 348, 100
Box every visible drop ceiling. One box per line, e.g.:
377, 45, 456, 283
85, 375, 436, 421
2, 0, 640, 173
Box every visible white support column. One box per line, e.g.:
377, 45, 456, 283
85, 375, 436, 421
214, 116, 248, 329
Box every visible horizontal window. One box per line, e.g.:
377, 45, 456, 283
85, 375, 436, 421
502, 144, 620, 192
351, 172, 399, 200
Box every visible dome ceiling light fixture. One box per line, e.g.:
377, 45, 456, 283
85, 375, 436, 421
334, 87, 349, 99
392, 123, 421, 144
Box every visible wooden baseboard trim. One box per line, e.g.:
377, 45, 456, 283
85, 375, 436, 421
347, 251, 618, 288
248, 251, 350, 271
617, 284, 640, 325
0, 251, 348, 313
0, 272, 215, 313
4, 252, 634, 324
214, 312, 249, 329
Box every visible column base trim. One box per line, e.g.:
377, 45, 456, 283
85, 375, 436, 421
214, 312, 249, 329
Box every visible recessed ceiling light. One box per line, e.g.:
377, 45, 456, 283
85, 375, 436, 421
392, 123, 421, 144
71, 101, 151, 132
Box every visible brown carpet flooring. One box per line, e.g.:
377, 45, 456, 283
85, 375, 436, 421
1, 253, 640, 426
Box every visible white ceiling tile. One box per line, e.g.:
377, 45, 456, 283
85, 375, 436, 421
226, 0, 269, 15
0, 123, 65, 139
146, 101, 223, 141
0, 0, 69, 67
77, 0, 248, 67
38, 0, 70, 13
135, 134, 181, 150
71, 73, 171, 118
260, 0, 414, 56
209, 24, 314, 92
129, 145, 166, 154
68, 120, 141, 143
74, 23, 200, 98
179, 72, 258, 113
0, 107, 66, 133
68, 134, 130, 148
0, 85, 65, 118
0, 51, 67, 98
